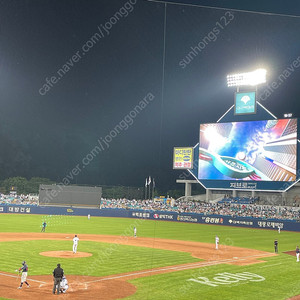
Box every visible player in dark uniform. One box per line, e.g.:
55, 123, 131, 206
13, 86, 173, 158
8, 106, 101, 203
53, 263, 64, 294
17, 261, 30, 289
274, 240, 278, 253
41, 221, 47, 232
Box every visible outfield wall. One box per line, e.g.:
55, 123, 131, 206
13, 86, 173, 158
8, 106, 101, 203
1, 205, 300, 232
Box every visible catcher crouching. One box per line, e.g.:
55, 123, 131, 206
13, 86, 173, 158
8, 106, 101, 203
59, 276, 69, 293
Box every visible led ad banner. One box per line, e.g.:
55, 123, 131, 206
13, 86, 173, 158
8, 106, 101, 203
234, 91, 256, 115
3, 205, 300, 232
173, 147, 193, 169
198, 118, 297, 182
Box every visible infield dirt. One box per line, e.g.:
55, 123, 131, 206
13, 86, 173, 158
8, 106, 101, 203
0, 232, 276, 299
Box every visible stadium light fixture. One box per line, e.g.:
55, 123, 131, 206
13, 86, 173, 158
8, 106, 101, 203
227, 69, 267, 87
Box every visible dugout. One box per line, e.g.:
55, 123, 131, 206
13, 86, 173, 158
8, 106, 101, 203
39, 185, 102, 208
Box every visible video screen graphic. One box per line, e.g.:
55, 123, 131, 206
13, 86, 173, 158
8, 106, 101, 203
198, 119, 297, 181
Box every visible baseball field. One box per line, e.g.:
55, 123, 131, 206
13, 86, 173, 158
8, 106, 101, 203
0, 213, 299, 300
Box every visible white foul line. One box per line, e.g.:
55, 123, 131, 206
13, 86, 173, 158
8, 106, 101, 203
259, 263, 282, 268
0, 272, 47, 284
84, 253, 273, 284
0, 253, 274, 286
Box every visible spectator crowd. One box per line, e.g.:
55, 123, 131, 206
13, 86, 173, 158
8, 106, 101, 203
0, 193, 38, 206
100, 197, 300, 221
1, 192, 300, 220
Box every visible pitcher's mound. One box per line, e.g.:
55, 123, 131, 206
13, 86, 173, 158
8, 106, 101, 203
40, 251, 92, 258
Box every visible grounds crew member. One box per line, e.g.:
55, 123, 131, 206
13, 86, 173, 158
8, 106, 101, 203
16, 261, 30, 289
53, 263, 64, 294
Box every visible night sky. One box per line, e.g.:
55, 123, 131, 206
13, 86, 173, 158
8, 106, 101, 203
0, 0, 299, 190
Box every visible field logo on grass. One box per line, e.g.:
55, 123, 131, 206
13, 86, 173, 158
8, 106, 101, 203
187, 272, 265, 287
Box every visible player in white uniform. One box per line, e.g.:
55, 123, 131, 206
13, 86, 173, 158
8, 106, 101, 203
134, 227, 137, 238
73, 235, 79, 253
215, 235, 219, 250
278, 226, 281, 234
59, 276, 69, 293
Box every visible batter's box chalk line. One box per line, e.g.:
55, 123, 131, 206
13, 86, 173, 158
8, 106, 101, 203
70, 282, 89, 291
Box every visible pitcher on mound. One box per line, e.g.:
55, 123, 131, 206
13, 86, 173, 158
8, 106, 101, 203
73, 234, 79, 254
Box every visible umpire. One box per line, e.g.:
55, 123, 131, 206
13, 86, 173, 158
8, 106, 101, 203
53, 263, 64, 294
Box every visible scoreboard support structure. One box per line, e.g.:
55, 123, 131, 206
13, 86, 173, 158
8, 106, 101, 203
176, 180, 198, 197
174, 80, 300, 200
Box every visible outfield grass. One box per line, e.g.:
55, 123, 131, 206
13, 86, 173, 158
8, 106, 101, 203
0, 240, 200, 276
128, 255, 300, 300
0, 214, 297, 251
0, 214, 299, 299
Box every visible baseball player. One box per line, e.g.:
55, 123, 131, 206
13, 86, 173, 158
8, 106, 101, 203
73, 234, 79, 253
88, 214, 90, 220
53, 263, 64, 294
278, 226, 280, 234
296, 246, 300, 262
134, 227, 137, 238
41, 221, 47, 232
274, 239, 278, 253
215, 235, 219, 250
59, 276, 69, 294
17, 261, 30, 289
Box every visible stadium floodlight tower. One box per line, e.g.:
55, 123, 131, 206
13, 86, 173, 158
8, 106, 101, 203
227, 68, 267, 91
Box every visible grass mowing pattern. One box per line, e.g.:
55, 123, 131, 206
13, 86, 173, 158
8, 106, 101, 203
0, 240, 200, 276
0, 214, 300, 299
0, 214, 298, 251
127, 254, 300, 300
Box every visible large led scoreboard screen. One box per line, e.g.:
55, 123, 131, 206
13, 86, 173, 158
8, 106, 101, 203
198, 119, 297, 182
